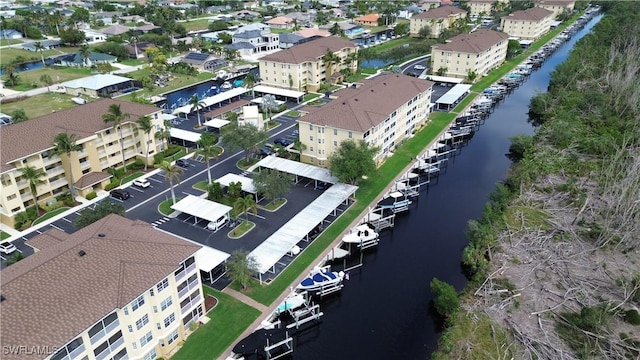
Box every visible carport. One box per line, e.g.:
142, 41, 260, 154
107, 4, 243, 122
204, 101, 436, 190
170, 195, 232, 226
196, 246, 230, 283
249, 183, 359, 283
252, 85, 305, 103
253, 156, 338, 187
169, 128, 202, 147
435, 84, 472, 111
425, 75, 464, 85
203, 118, 230, 134
215, 173, 261, 202
171, 87, 248, 115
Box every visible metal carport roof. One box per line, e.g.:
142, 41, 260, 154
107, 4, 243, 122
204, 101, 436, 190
435, 84, 472, 105
253, 157, 338, 184
216, 173, 256, 194
196, 245, 230, 273
169, 128, 202, 143
253, 85, 305, 100
203, 118, 231, 129
172, 87, 248, 115
249, 182, 358, 276
170, 195, 232, 223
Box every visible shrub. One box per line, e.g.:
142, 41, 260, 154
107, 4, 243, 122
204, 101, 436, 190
128, 159, 145, 170
104, 180, 119, 191
14, 211, 31, 230
39, 201, 64, 213
430, 278, 460, 322
26, 206, 38, 220
165, 146, 182, 157
154, 152, 165, 164
86, 191, 97, 200
624, 309, 640, 325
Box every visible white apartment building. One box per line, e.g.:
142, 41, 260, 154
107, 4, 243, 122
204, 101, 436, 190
296, 73, 434, 167
500, 7, 554, 40
0, 214, 204, 360
431, 29, 509, 79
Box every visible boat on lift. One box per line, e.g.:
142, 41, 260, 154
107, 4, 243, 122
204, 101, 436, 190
297, 266, 344, 292
342, 224, 379, 244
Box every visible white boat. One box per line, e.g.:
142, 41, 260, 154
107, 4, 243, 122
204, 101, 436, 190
297, 266, 344, 292
342, 224, 379, 244
221, 81, 232, 90
71, 97, 87, 105
274, 292, 307, 316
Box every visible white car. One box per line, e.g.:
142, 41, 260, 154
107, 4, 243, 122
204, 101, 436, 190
0, 242, 17, 255
207, 215, 229, 231
133, 178, 151, 188
414, 64, 426, 71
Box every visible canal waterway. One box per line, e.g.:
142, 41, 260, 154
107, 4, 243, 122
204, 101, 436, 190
293, 14, 603, 360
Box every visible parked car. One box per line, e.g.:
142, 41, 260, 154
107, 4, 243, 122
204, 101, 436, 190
176, 159, 190, 168
274, 138, 292, 147
110, 189, 131, 201
207, 214, 229, 231
414, 64, 426, 71
259, 147, 273, 156
315, 182, 329, 190
0, 241, 17, 255
133, 178, 151, 188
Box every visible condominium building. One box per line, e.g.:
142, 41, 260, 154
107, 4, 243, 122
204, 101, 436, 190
535, 0, 575, 18
410, 6, 467, 38
468, 0, 509, 17
500, 7, 554, 40
0, 214, 204, 360
258, 36, 358, 92
431, 29, 509, 79
0, 99, 164, 228
296, 73, 434, 167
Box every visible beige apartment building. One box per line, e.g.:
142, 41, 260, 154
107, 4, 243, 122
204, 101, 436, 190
0, 214, 204, 360
431, 29, 509, 79
536, 0, 575, 18
258, 36, 358, 92
500, 7, 554, 40
0, 99, 163, 228
410, 5, 467, 38
296, 73, 434, 167
468, 0, 509, 16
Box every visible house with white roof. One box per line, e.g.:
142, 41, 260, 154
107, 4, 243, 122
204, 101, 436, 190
60, 74, 138, 98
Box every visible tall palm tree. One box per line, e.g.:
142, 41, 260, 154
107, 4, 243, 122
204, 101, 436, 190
157, 161, 183, 205
19, 165, 46, 205
188, 94, 206, 127
46, 10, 64, 35
136, 115, 153, 171
244, 72, 258, 98
197, 132, 221, 185
78, 45, 91, 67
102, 103, 131, 169
323, 50, 340, 81
34, 41, 45, 65
155, 119, 172, 149
53, 133, 82, 197
234, 195, 257, 221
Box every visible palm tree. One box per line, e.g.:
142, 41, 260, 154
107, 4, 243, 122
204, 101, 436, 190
261, 94, 277, 123
78, 45, 91, 67
46, 10, 64, 35
1, 63, 19, 87
136, 115, 153, 171
244, 72, 258, 98
102, 103, 131, 169
155, 119, 172, 149
34, 41, 45, 65
234, 195, 257, 221
323, 50, 340, 80
188, 94, 206, 127
157, 161, 183, 205
53, 133, 82, 197
19, 165, 46, 205
197, 132, 221, 185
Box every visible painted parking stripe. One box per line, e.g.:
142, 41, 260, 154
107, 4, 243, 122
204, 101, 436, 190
49, 224, 65, 232
130, 186, 145, 193
149, 177, 163, 183
62, 218, 72, 223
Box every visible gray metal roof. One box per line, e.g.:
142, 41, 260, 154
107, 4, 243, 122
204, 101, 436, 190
250, 182, 358, 274
234, 30, 262, 39
216, 173, 256, 194
170, 195, 232, 222
435, 84, 472, 105
61, 74, 133, 91
254, 156, 338, 184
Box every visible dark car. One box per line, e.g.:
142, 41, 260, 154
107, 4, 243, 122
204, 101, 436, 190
274, 138, 292, 147
315, 182, 329, 190
110, 189, 130, 201
258, 147, 273, 156
176, 159, 190, 168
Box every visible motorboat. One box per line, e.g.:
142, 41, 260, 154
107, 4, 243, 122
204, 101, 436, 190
377, 191, 412, 213
221, 81, 232, 90
297, 266, 344, 292
342, 224, 379, 244
274, 292, 307, 316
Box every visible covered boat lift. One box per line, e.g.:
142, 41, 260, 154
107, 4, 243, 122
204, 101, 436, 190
196, 246, 230, 283
253, 156, 338, 186
170, 195, 232, 225
435, 84, 472, 111
215, 173, 261, 202
252, 85, 305, 103
250, 183, 358, 283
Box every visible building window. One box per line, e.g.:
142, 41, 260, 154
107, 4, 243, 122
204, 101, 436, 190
333, 129, 337, 135
333, 141, 337, 146
149, 288, 154, 297
139, 331, 153, 347
135, 314, 149, 330
131, 295, 145, 312
161, 296, 173, 311
144, 349, 157, 360
309, 124, 313, 130
164, 313, 176, 327
128, 325, 133, 333
132, 343, 137, 350
167, 330, 179, 345
348, 132, 352, 138
157, 323, 161, 330
309, 136, 313, 141
157, 278, 169, 293
153, 306, 158, 313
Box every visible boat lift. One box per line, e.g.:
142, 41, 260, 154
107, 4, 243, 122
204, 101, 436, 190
364, 206, 395, 232
286, 303, 324, 329
264, 333, 294, 360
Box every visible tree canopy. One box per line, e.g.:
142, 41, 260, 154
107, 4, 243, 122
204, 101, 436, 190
328, 139, 379, 185
74, 200, 125, 229
221, 123, 269, 163
253, 169, 292, 202
227, 249, 258, 290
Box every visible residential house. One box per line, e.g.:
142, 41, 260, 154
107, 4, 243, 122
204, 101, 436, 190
279, 33, 307, 48
354, 13, 380, 26
500, 7, 554, 40
180, 52, 228, 72
93, 11, 121, 25
319, 0, 339, 7
61, 74, 137, 98
0, 9, 16, 18
468, 0, 509, 17
0, 99, 164, 228
295, 27, 331, 38
100, 24, 131, 37
430, 29, 509, 79
320, 21, 364, 38
285, 11, 313, 23
259, 36, 358, 92
0, 214, 205, 360
265, 16, 294, 29
232, 10, 261, 20
125, 41, 155, 58
399, 5, 422, 20
230, 27, 279, 56
236, 22, 270, 33
57, 51, 117, 68
296, 73, 434, 167
535, 0, 575, 18
21, 39, 62, 51
410, 5, 467, 38
0, 29, 22, 39
84, 29, 109, 43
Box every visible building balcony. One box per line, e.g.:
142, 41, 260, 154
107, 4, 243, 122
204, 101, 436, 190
94, 336, 124, 360
181, 293, 202, 315
49, 178, 68, 190
175, 262, 196, 283
89, 319, 120, 346
178, 279, 200, 299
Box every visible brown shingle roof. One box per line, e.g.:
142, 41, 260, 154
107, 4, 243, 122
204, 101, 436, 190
537, 0, 574, 5
298, 73, 433, 132
265, 16, 293, 25
74, 171, 112, 189
0, 99, 160, 166
432, 29, 509, 54
355, 13, 379, 22
503, 7, 553, 21
26, 228, 67, 251
412, 5, 466, 19
260, 36, 356, 64
0, 214, 201, 360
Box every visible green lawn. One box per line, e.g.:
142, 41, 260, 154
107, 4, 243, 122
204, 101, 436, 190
0, 39, 23, 46
32, 207, 70, 225
228, 220, 255, 238
193, 180, 209, 191
303, 93, 321, 102
260, 198, 286, 211
285, 110, 300, 117
158, 198, 180, 216
0, 92, 90, 119
171, 287, 261, 360
181, 18, 212, 32
8, 67, 92, 91
0, 47, 79, 66
1, 231, 12, 240
236, 158, 259, 171
120, 58, 145, 66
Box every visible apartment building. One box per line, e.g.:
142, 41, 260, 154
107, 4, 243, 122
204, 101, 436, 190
410, 6, 467, 38
258, 36, 358, 92
500, 7, 554, 40
296, 73, 434, 167
0, 99, 163, 228
0, 214, 203, 360
431, 29, 509, 79
535, 0, 575, 18
468, 0, 509, 16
